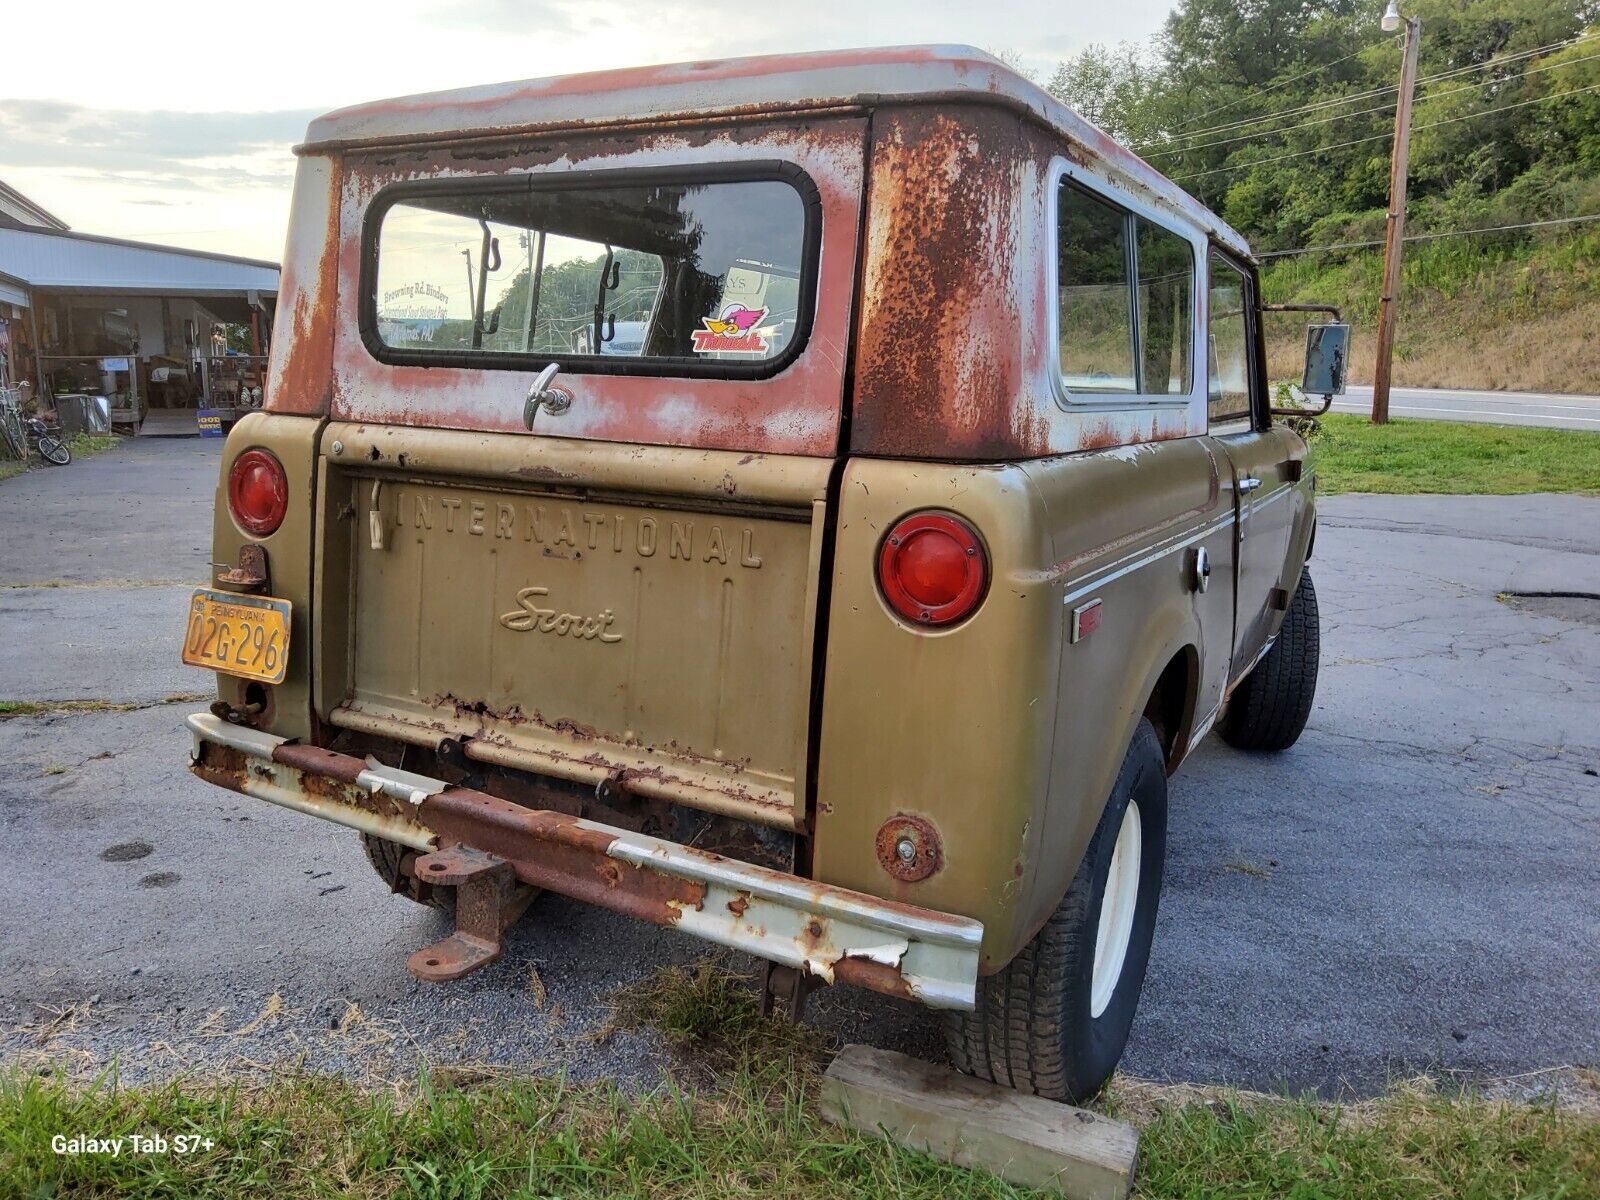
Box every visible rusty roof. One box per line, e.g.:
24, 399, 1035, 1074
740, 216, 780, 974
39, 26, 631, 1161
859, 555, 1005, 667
303, 44, 1250, 258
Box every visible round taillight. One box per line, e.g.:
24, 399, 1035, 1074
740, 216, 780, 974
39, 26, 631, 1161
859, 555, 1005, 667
229, 449, 288, 536
877, 512, 988, 628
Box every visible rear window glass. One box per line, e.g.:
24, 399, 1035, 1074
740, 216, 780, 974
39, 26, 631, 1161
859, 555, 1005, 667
368, 172, 813, 373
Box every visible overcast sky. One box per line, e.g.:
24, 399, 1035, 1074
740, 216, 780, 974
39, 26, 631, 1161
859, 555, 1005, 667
2, 0, 1176, 262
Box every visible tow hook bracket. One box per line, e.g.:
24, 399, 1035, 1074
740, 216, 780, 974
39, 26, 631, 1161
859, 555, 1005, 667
405, 846, 536, 984
760, 961, 820, 1023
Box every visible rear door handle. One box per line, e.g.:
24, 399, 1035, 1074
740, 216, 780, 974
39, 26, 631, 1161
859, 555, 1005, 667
1238, 477, 1263, 492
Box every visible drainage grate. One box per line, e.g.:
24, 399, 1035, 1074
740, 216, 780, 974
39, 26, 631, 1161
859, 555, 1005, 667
1500, 591, 1600, 626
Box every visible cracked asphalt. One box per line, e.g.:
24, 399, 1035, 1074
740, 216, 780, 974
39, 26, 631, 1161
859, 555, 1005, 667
1, 437, 1596, 1096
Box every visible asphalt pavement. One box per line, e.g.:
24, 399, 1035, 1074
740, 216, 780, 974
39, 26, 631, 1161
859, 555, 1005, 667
1336, 385, 1600, 430
1, 437, 1596, 1097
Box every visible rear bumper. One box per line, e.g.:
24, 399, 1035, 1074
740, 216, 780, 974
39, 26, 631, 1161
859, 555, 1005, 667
186, 713, 982, 1010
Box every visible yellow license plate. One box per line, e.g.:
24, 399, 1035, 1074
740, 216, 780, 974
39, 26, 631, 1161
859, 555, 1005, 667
182, 590, 292, 684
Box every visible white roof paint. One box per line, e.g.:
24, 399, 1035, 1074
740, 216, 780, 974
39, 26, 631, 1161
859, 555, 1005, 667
0, 227, 278, 296
304, 44, 1251, 259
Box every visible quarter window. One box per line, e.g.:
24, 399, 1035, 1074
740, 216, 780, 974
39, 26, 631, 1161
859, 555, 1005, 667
1207, 253, 1254, 425
1057, 179, 1195, 398
1058, 183, 1137, 394
1136, 219, 1193, 396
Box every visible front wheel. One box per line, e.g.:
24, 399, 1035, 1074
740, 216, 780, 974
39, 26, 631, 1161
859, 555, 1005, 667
38, 435, 71, 466
1218, 568, 1320, 752
943, 718, 1168, 1102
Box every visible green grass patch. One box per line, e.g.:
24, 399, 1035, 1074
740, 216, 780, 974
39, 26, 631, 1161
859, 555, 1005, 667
1309, 413, 1600, 495
2, 1059, 1595, 1199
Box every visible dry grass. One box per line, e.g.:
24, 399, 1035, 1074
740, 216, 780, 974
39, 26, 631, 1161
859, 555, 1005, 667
1269, 298, 1600, 393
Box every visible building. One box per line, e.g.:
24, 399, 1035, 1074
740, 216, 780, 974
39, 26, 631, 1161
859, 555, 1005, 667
0, 179, 279, 430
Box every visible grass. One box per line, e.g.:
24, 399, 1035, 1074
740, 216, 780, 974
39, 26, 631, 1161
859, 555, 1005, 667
0, 693, 207, 720
3, 964, 1597, 1199
1307, 413, 1600, 496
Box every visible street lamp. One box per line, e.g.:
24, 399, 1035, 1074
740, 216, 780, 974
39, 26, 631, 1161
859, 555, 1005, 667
1381, 0, 1401, 32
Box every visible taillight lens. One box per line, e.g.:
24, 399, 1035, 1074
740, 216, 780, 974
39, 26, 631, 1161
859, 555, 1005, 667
877, 512, 988, 628
228, 449, 288, 536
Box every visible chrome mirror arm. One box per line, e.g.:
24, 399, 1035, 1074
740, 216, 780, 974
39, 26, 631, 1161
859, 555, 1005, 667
523, 363, 569, 429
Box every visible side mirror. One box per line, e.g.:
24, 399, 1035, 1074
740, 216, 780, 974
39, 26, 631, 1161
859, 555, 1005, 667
1302, 323, 1350, 396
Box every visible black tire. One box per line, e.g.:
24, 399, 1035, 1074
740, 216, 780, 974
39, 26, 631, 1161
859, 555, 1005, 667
38, 436, 70, 465
360, 834, 454, 914
1218, 569, 1320, 752
943, 718, 1168, 1102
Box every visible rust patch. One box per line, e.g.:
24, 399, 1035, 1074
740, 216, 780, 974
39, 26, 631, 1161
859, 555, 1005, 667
852, 106, 1040, 460
833, 955, 915, 1001
875, 812, 944, 883
727, 890, 751, 917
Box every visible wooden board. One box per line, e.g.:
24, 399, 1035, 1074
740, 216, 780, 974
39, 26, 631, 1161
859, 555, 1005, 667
819, 1044, 1137, 1199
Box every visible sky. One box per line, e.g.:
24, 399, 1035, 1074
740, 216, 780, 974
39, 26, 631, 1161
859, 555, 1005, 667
0, 0, 1177, 263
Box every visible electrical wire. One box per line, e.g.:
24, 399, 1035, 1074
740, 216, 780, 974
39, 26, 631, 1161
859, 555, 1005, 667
1158, 44, 1383, 135
1141, 30, 1598, 151
1172, 80, 1600, 182
1256, 212, 1600, 258
1146, 46, 1600, 161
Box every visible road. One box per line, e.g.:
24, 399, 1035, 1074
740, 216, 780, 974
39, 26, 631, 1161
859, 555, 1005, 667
1, 438, 1597, 1097
1335, 385, 1600, 430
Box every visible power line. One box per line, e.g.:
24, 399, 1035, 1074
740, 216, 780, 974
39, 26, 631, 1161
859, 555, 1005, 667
1142, 30, 1598, 152
1146, 45, 1600, 161
1172, 80, 1600, 182
1256, 212, 1600, 258
1159, 44, 1383, 136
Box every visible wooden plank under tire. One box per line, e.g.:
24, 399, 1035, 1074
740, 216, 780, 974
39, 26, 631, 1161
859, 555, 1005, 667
820, 1044, 1138, 1198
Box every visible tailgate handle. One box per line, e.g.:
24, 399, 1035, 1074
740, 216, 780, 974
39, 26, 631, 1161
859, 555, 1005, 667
369, 480, 386, 551
524, 363, 571, 429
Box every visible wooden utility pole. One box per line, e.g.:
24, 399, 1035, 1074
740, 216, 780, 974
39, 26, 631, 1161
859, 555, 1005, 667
1372, 14, 1421, 424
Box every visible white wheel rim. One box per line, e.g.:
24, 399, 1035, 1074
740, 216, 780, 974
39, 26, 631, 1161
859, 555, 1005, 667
1090, 800, 1142, 1019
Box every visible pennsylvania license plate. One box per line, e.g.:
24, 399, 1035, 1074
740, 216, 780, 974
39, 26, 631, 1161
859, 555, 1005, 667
181, 590, 291, 684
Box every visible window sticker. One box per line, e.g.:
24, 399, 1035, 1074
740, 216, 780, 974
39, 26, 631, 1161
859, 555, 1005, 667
691, 304, 771, 355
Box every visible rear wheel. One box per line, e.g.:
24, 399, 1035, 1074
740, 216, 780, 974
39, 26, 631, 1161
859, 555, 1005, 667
943, 718, 1168, 1102
1218, 569, 1320, 752
360, 834, 454, 914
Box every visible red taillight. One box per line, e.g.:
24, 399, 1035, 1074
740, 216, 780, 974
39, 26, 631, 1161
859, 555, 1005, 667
877, 512, 988, 628
228, 449, 288, 536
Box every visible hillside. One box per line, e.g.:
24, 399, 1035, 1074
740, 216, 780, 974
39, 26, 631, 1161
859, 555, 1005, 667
1260, 222, 1600, 392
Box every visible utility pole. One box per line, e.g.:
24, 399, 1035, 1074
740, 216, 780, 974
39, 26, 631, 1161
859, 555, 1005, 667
1372, 4, 1421, 424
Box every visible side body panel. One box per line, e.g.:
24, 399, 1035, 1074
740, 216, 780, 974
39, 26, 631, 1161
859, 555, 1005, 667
811, 439, 1232, 971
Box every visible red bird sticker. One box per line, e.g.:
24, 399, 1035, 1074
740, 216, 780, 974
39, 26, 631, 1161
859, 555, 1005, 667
691, 304, 770, 355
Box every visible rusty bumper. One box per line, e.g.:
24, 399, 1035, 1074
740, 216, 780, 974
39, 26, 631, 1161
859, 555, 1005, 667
186, 713, 982, 1010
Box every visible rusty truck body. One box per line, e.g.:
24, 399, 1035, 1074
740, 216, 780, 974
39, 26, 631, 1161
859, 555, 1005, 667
184, 45, 1323, 1101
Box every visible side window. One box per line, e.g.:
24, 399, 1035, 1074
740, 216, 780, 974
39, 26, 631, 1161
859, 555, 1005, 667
1207, 253, 1254, 425
1058, 183, 1136, 394
1057, 178, 1195, 398
1136, 219, 1193, 396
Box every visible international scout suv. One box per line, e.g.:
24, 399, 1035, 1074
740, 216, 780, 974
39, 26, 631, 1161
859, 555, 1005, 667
185, 46, 1330, 1103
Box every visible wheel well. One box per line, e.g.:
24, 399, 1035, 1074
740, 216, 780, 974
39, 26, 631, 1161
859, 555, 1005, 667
1143, 648, 1197, 772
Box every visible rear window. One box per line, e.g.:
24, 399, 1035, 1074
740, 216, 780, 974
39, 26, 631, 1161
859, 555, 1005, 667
364, 167, 817, 377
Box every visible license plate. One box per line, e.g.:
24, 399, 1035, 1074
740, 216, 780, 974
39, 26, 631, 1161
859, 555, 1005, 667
181, 590, 291, 684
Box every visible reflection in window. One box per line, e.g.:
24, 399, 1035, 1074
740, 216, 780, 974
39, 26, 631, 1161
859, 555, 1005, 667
1208, 253, 1253, 424
1058, 183, 1136, 393
372, 178, 808, 366
1136, 219, 1193, 395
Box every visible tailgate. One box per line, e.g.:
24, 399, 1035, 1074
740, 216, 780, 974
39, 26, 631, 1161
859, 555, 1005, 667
313, 423, 829, 831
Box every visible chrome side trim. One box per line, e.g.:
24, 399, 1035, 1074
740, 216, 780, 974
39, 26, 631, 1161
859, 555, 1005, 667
1063, 510, 1236, 606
